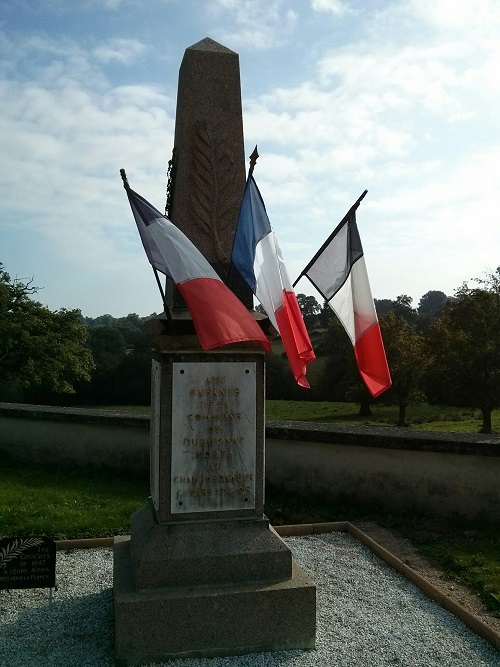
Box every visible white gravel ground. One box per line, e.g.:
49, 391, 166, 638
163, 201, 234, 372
0, 532, 499, 667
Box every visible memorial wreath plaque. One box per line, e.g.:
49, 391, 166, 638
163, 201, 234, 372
0, 536, 56, 590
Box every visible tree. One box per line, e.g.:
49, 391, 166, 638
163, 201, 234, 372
391, 294, 418, 324
318, 300, 334, 328
296, 294, 321, 329
379, 313, 426, 426
316, 317, 373, 414
373, 299, 393, 317
0, 264, 94, 396
417, 290, 448, 315
417, 290, 448, 334
373, 295, 417, 324
425, 270, 500, 433
88, 327, 127, 374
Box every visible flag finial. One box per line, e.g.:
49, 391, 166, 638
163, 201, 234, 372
248, 145, 259, 177
120, 168, 130, 190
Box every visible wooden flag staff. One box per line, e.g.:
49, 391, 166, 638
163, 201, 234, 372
292, 189, 368, 288
248, 145, 259, 177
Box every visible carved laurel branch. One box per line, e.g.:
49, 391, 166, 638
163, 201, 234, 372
190, 120, 235, 262
0, 537, 44, 570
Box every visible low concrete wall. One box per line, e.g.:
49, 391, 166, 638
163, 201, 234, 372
265, 422, 500, 521
1, 404, 499, 520
0, 404, 149, 473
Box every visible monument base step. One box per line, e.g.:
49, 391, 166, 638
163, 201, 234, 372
130, 502, 293, 588
113, 536, 316, 666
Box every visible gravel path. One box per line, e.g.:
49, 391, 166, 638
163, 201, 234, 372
1, 532, 499, 666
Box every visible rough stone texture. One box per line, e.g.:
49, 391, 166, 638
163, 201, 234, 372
168, 37, 252, 307
129, 502, 292, 588
113, 327, 316, 661
170, 37, 245, 264
151, 348, 266, 524
114, 536, 316, 666
118, 35, 317, 662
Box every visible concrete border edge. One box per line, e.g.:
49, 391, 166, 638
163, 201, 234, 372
274, 522, 500, 652
56, 523, 500, 653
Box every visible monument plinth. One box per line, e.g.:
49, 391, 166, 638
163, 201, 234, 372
113, 37, 316, 666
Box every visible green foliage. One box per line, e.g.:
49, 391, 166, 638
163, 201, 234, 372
391, 294, 418, 324
315, 318, 365, 402
73, 325, 152, 405
296, 293, 321, 328
88, 326, 127, 374
296, 293, 320, 317
417, 290, 448, 315
425, 269, 500, 433
415, 530, 500, 614
380, 313, 426, 426
0, 455, 147, 539
374, 294, 418, 324
0, 264, 94, 396
264, 399, 500, 431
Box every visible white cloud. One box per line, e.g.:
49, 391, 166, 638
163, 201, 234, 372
209, 0, 298, 49
93, 38, 148, 64
0, 33, 173, 281
310, 0, 347, 16
408, 0, 500, 35
2, 1, 500, 315
238, 0, 500, 305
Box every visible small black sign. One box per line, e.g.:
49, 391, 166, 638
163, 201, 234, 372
0, 536, 56, 590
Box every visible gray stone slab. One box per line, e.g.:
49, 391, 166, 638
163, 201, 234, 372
130, 502, 292, 588
114, 536, 316, 666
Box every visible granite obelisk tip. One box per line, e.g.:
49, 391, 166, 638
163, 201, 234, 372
167, 36, 252, 307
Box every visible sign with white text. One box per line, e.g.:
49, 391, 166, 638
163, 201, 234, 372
0, 537, 56, 589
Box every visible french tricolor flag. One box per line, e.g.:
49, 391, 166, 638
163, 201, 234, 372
125, 186, 271, 353
231, 175, 315, 388
296, 194, 391, 398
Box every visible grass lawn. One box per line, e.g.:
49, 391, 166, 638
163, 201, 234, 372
265, 400, 500, 432
388, 515, 500, 616
0, 454, 148, 540
3, 399, 499, 615
1, 455, 498, 615
95, 401, 500, 433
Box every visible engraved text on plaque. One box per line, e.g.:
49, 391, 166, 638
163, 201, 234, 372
171, 361, 256, 513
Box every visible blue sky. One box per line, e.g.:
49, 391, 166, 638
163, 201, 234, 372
1, 0, 499, 317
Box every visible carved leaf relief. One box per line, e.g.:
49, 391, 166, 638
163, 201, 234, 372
190, 120, 237, 262
0, 537, 44, 569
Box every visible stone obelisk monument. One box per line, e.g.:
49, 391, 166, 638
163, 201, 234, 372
113, 38, 316, 666
166, 36, 253, 309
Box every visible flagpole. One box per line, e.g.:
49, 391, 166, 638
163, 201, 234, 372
292, 189, 368, 288
120, 169, 173, 324
226, 146, 260, 286
248, 145, 259, 177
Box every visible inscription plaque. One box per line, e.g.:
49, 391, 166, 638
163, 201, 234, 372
171, 361, 256, 513
0, 536, 56, 590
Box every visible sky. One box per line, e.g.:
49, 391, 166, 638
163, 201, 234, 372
1, 0, 499, 318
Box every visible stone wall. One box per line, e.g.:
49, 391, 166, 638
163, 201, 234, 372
265, 421, 500, 521
0, 403, 149, 472
1, 403, 499, 520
